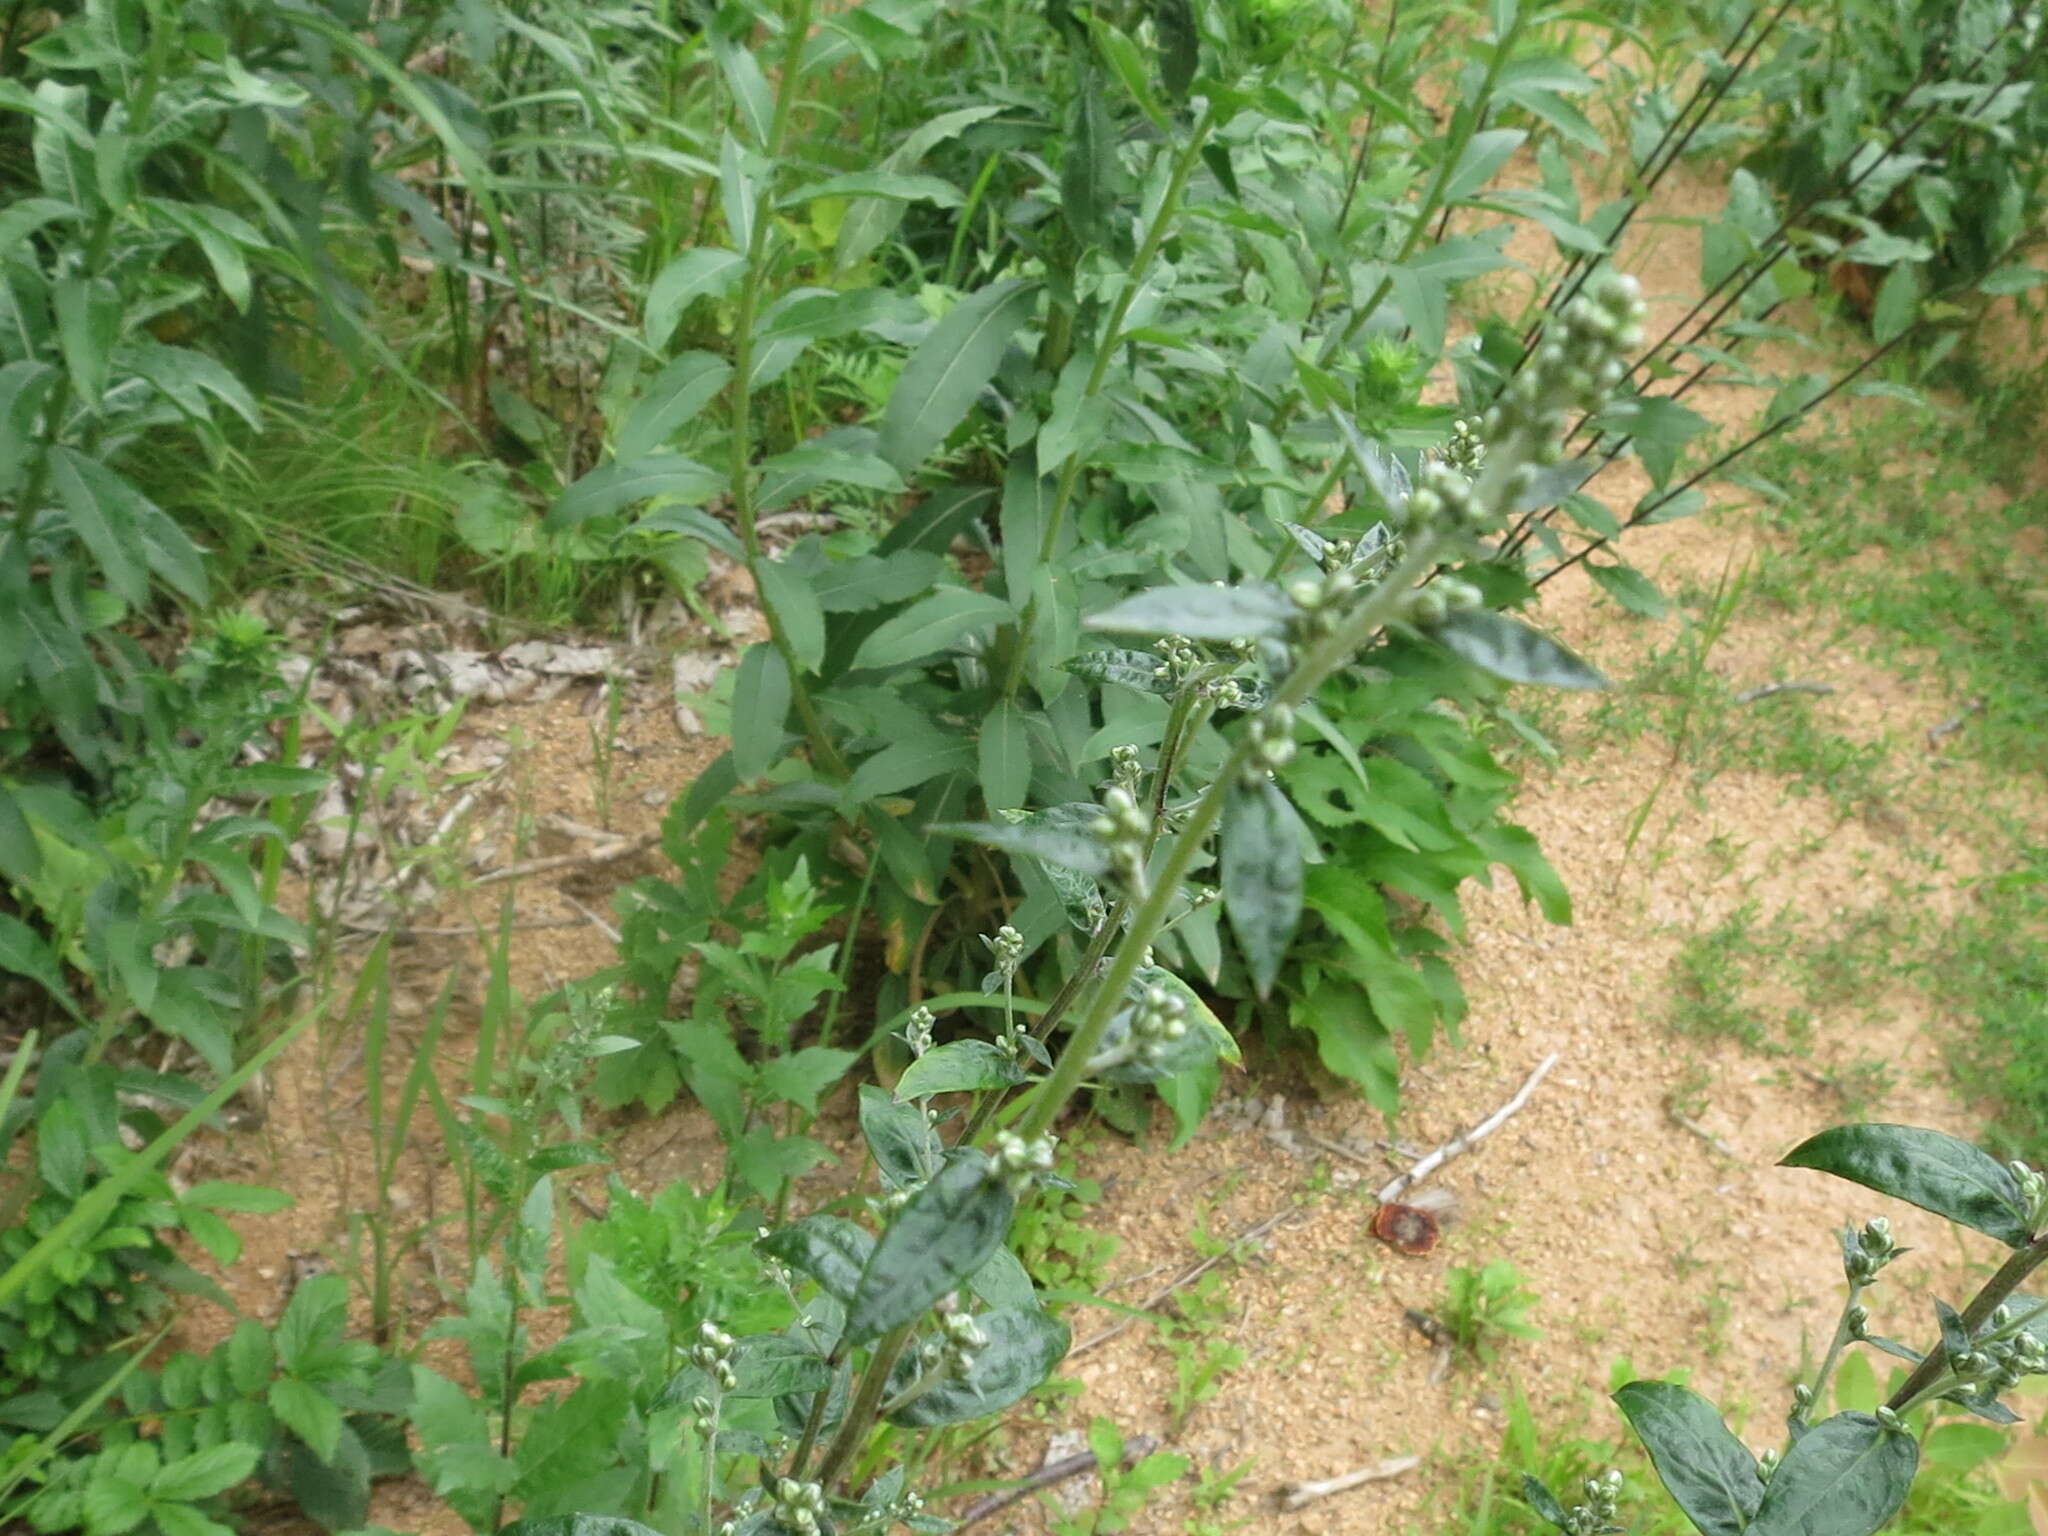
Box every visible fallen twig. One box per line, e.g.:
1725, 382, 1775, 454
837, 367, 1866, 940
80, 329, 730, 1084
1667, 1105, 1738, 1159
473, 833, 658, 887
1735, 680, 1836, 704
559, 892, 622, 945
954, 1435, 1159, 1530
1927, 697, 1986, 749
1276, 1455, 1421, 1511
1377, 1053, 1561, 1205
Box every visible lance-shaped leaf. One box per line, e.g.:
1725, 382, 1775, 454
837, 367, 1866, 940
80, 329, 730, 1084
1780, 1124, 2032, 1248
545, 456, 724, 531
1221, 779, 1303, 999
1614, 1381, 1765, 1536
757, 1215, 875, 1305
845, 1151, 1014, 1343
880, 279, 1040, 474
939, 820, 1111, 879
884, 1308, 1071, 1427
1086, 583, 1298, 642
860, 1084, 941, 1190
1746, 1412, 1917, 1536
1428, 610, 1608, 690
1064, 647, 1177, 696
1520, 1476, 1571, 1532
894, 1041, 1030, 1102
614, 353, 732, 461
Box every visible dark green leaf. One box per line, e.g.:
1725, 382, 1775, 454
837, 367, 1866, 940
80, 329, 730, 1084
885, 1307, 1070, 1426
894, 1041, 1030, 1101
967, 1245, 1038, 1312
1613, 1381, 1764, 1536
277, 1425, 372, 1532
1061, 70, 1120, 248
1520, 1475, 1571, 1531
1780, 1125, 2031, 1248
1222, 779, 1303, 999
860, 1084, 941, 1190
730, 643, 791, 783
846, 1152, 1015, 1343
1086, 583, 1298, 641
502, 1515, 668, 1536
879, 280, 1040, 474
1063, 647, 1175, 696
730, 1336, 832, 1399
0, 913, 81, 1019
1746, 1412, 1916, 1536
756, 559, 825, 674
1587, 561, 1667, 618
1429, 610, 1608, 690
53, 274, 119, 408
151, 1441, 260, 1503
759, 1216, 875, 1305
1154, 0, 1198, 100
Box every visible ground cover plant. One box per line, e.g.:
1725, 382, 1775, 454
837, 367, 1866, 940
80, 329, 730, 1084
0, 0, 2045, 1532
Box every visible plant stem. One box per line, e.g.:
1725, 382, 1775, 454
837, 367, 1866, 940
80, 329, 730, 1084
1017, 526, 1449, 1142
721, 0, 847, 778
1799, 1281, 1865, 1426
815, 1322, 913, 1492
1884, 1232, 2048, 1415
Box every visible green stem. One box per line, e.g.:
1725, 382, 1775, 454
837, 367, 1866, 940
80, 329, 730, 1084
1885, 1232, 2048, 1416
815, 1322, 913, 1493
1018, 526, 1448, 1142
1000, 102, 1223, 699
721, 0, 846, 778
1798, 1281, 1864, 1428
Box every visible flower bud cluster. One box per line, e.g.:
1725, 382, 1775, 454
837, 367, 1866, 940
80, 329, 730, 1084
1152, 636, 1203, 686
1195, 674, 1253, 708
1286, 566, 1361, 643
2013, 1160, 2047, 1233
1941, 1302, 2048, 1402
1111, 743, 1144, 799
1443, 417, 1486, 474
1237, 703, 1296, 788
1395, 460, 1484, 536
1396, 577, 1482, 630
690, 1393, 716, 1436
1092, 787, 1152, 893
917, 1310, 990, 1382
1484, 273, 1646, 460
902, 1005, 936, 1059
690, 1321, 738, 1391
981, 925, 1025, 991
1562, 1469, 1624, 1535
1842, 1217, 1900, 1285
1130, 984, 1190, 1065
989, 1131, 1057, 1195
772, 1477, 828, 1536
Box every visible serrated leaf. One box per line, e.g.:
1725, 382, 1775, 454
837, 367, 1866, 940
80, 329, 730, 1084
1086, 583, 1298, 641
758, 1216, 875, 1305
884, 1307, 1070, 1426
1614, 1381, 1764, 1536
894, 1040, 1029, 1101
1746, 1412, 1916, 1536
1428, 610, 1608, 690
1780, 1124, 2031, 1248
851, 588, 1014, 671
150, 1441, 260, 1502
269, 1377, 343, 1465
879, 279, 1040, 474
845, 1152, 1014, 1342
1221, 779, 1303, 999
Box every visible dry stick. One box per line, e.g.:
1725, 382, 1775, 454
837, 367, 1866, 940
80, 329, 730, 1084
1070, 1055, 1562, 1359
471, 832, 657, 886
1377, 1051, 1560, 1205
952, 1435, 1160, 1532
1735, 681, 1836, 704
1277, 1455, 1422, 1511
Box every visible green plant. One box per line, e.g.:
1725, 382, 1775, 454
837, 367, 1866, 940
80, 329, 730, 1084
1049, 1418, 1190, 1536
1443, 1260, 1545, 1366
1554, 1123, 2048, 1536
1184, 1454, 1255, 1536
1157, 1272, 1245, 1431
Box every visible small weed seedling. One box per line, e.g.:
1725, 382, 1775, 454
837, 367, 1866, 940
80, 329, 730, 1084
1443, 1261, 1545, 1366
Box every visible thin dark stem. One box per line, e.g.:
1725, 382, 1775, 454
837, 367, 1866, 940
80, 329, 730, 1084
1306, 0, 1399, 326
